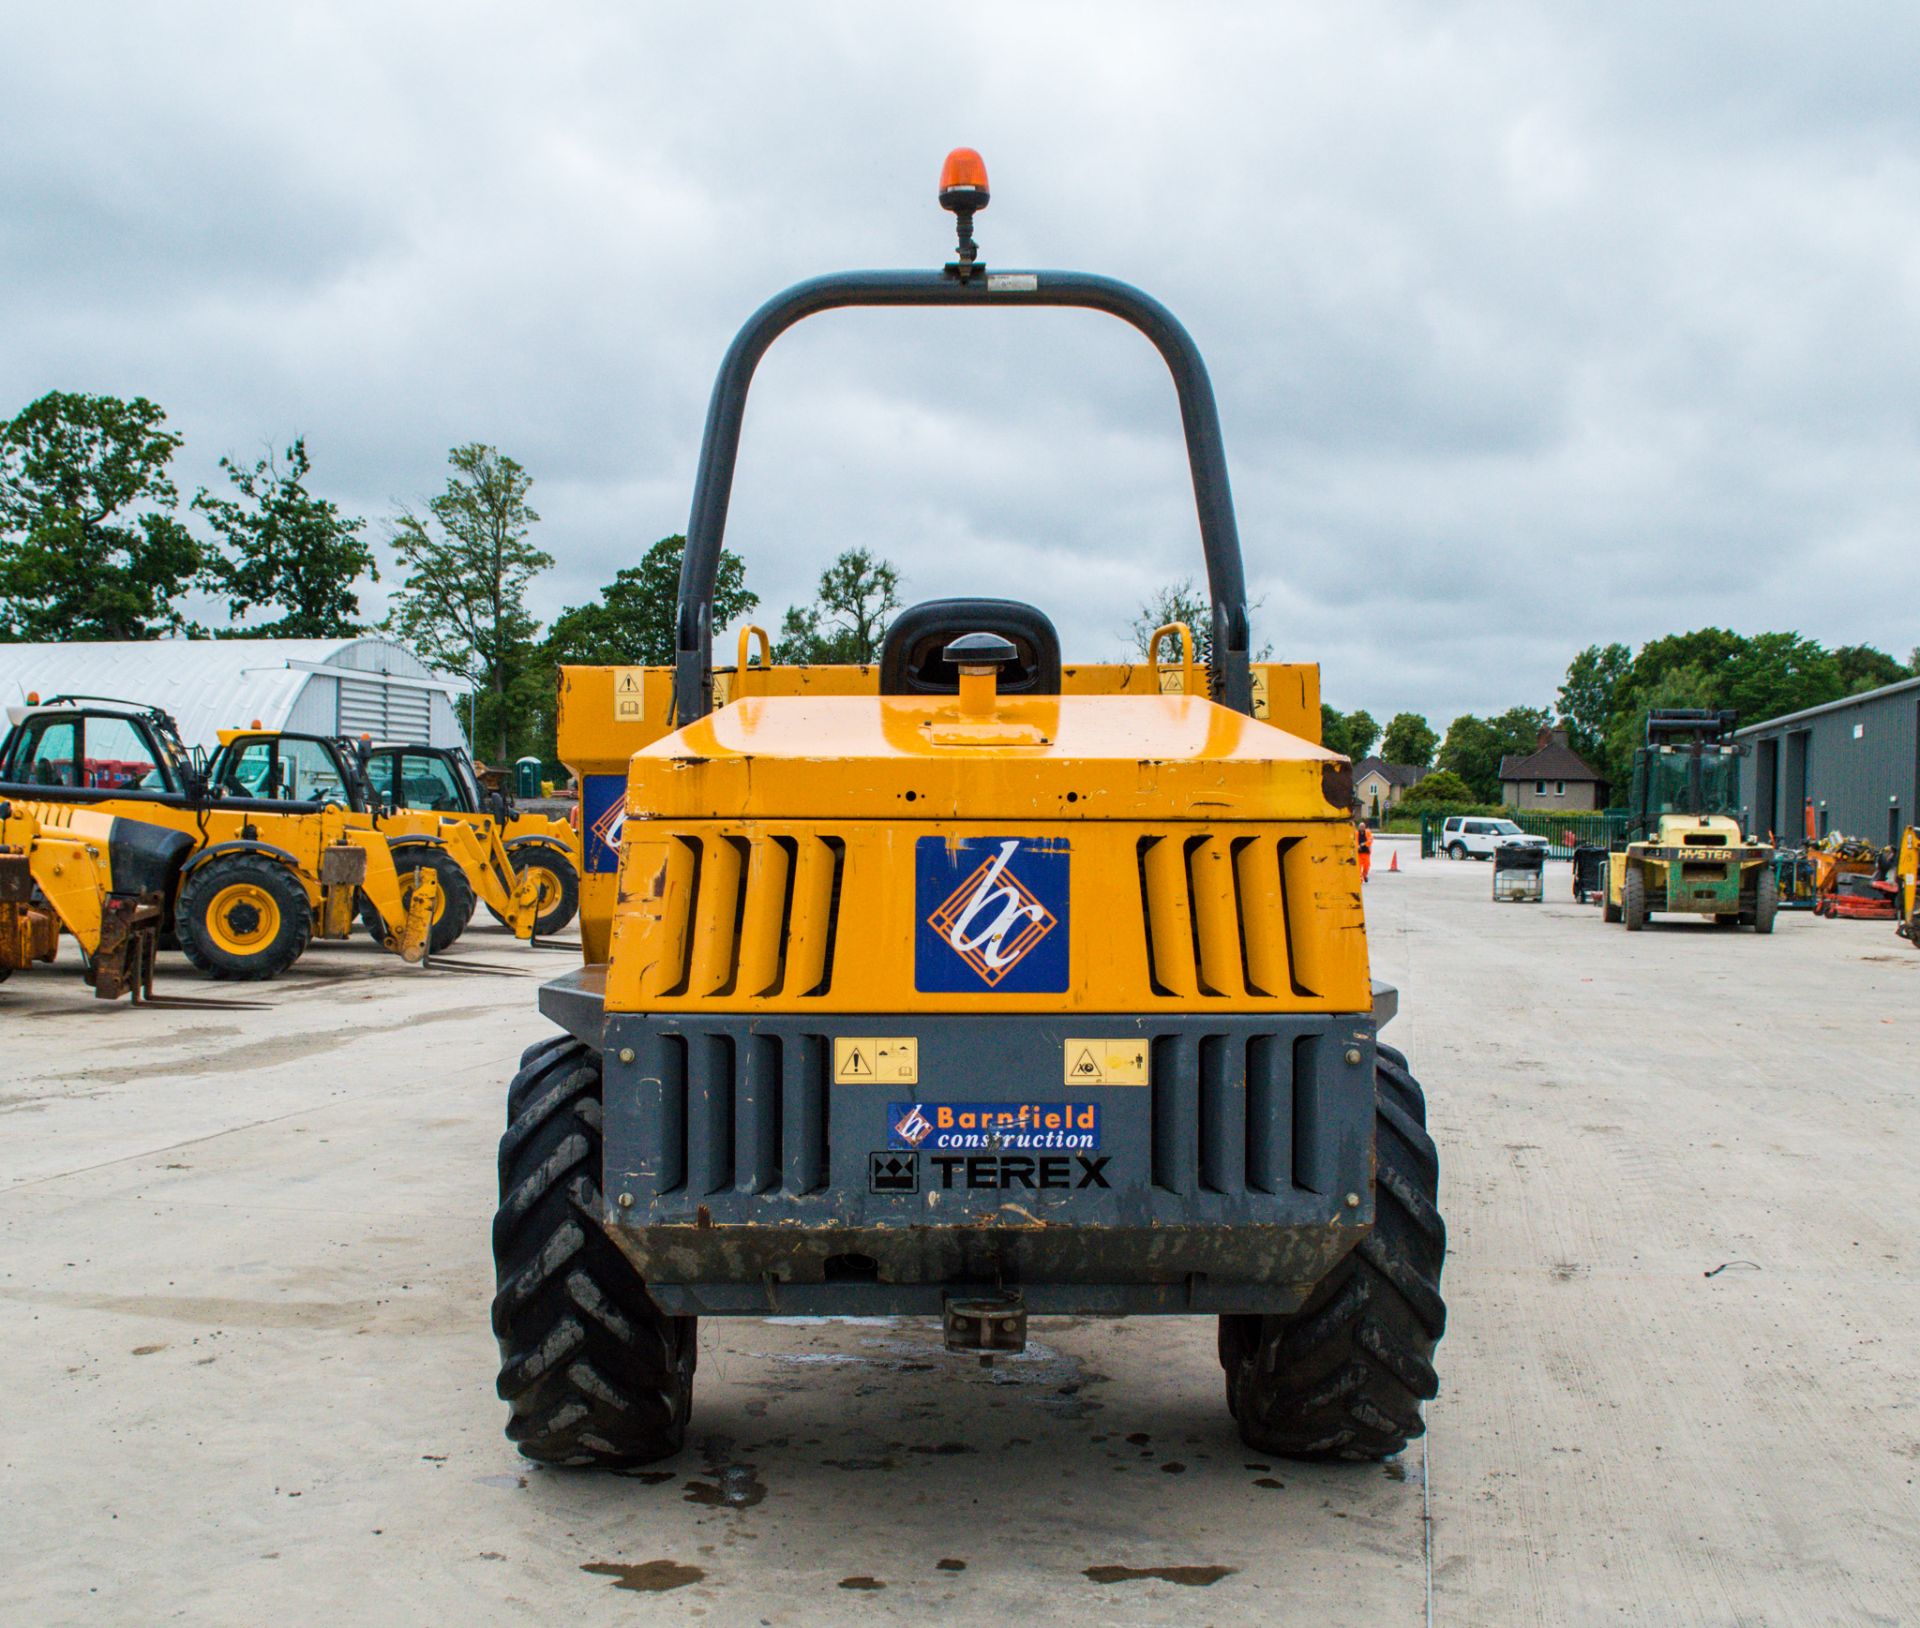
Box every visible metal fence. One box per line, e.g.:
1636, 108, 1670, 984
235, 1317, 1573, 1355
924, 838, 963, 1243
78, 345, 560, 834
1419, 810, 1629, 861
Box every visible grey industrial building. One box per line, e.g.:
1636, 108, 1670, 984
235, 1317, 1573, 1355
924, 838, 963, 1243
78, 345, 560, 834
1736, 675, 1920, 848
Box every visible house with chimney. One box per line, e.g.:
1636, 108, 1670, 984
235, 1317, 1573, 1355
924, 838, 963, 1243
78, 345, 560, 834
1499, 727, 1606, 811
1352, 757, 1429, 819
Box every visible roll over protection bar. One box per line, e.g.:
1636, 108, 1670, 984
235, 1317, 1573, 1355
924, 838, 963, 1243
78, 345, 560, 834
671, 269, 1255, 724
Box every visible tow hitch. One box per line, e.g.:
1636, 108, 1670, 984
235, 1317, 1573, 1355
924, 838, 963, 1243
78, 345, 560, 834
944, 1293, 1027, 1363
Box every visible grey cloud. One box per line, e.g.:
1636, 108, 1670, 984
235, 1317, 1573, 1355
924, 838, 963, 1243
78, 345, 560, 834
3, 1, 1917, 728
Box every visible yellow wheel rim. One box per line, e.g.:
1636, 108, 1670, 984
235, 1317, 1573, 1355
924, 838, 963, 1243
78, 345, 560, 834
401, 869, 449, 925
206, 882, 282, 954
525, 865, 562, 914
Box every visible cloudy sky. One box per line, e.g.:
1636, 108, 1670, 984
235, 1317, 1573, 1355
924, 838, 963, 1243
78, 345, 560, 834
5, 2, 1917, 726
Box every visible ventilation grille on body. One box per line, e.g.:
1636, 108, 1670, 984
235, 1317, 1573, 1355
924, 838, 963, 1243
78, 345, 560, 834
1148, 1032, 1335, 1198
643, 1032, 832, 1199
1136, 834, 1320, 1000
654, 833, 846, 1000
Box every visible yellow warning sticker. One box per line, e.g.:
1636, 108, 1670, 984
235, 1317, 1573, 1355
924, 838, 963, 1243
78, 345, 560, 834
1251, 666, 1270, 718
1064, 1040, 1150, 1086
1157, 667, 1186, 694
613, 667, 646, 724
833, 1036, 920, 1085
711, 670, 734, 707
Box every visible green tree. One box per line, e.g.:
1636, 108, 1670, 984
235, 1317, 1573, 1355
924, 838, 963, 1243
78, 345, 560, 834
1438, 706, 1553, 802
1379, 711, 1439, 769
1126, 576, 1272, 666
0, 391, 203, 639
1129, 577, 1214, 663
194, 438, 374, 637
544, 535, 757, 667
773, 548, 903, 664
1320, 705, 1379, 759
1557, 642, 1631, 761
386, 443, 552, 762
1832, 643, 1911, 694
1400, 768, 1476, 806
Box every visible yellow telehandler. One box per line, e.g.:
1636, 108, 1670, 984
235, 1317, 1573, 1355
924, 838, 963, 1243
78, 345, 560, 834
0, 697, 438, 978
0, 797, 185, 999
205, 728, 541, 951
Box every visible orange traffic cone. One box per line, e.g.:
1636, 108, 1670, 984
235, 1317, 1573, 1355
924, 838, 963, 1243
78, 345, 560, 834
1387, 847, 1400, 874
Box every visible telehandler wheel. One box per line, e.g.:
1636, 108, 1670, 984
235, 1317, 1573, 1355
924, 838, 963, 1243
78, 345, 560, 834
1219, 1055, 1445, 1461
1750, 867, 1777, 935
176, 854, 312, 980
1622, 868, 1647, 931
359, 845, 474, 954
488, 847, 581, 936
492, 1039, 697, 1467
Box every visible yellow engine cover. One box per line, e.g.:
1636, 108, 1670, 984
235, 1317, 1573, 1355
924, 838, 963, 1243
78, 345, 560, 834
603, 690, 1367, 1016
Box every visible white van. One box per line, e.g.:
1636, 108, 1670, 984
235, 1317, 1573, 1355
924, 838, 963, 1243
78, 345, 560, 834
1439, 816, 1551, 861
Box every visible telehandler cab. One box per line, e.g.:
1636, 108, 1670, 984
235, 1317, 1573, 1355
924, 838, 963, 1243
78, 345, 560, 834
1603, 709, 1776, 932
494, 151, 1447, 1468
0, 696, 439, 978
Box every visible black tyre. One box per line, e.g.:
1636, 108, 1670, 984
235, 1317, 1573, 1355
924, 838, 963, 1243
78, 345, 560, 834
1751, 866, 1777, 935
492, 1039, 696, 1467
1446, 842, 1467, 860
1220, 1054, 1445, 1460
489, 846, 580, 936
360, 844, 474, 954
1602, 894, 1622, 924
176, 854, 312, 980
1622, 867, 1647, 931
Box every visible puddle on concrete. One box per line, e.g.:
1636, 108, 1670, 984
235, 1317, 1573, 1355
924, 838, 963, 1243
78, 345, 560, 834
582, 1560, 705, 1592
1252, 1477, 1285, 1490
839, 1576, 886, 1590
1085, 1564, 1237, 1587
937, 1558, 967, 1572
683, 1462, 766, 1509
612, 1469, 676, 1485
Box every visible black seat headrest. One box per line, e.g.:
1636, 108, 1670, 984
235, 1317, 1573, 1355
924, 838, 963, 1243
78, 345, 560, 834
879, 598, 1063, 696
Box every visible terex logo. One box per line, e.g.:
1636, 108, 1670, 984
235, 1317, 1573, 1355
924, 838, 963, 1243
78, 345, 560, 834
915, 836, 1069, 993
931, 1153, 1112, 1191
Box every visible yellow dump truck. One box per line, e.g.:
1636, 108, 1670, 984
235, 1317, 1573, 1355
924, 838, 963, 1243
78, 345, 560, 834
491, 151, 1444, 1469
0, 697, 438, 978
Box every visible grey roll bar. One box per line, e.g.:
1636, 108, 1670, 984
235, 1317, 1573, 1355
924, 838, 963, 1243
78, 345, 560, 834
671, 268, 1255, 723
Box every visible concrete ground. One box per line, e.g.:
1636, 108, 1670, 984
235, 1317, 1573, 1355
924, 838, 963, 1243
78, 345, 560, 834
2, 849, 1916, 1626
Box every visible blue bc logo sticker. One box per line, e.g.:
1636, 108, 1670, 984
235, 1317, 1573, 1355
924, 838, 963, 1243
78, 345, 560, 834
581, 774, 627, 874
915, 836, 1069, 993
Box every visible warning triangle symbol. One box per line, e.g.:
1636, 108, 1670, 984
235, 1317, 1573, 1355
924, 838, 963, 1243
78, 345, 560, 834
618, 673, 640, 693
844, 1047, 871, 1077
1071, 1047, 1102, 1080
